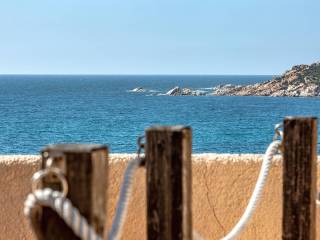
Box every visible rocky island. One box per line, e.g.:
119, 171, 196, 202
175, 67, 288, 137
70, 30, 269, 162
213, 61, 320, 97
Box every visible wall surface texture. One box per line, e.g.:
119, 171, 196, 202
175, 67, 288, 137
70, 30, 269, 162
0, 154, 320, 240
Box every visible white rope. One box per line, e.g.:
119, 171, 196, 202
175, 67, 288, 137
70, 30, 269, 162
24, 156, 142, 240
193, 140, 281, 240
221, 140, 281, 240
24, 188, 102, 240
108, 156, 142, 240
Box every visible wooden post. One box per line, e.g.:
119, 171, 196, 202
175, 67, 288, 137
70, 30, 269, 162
30, 144, 108, 240
145, 126, 192, 240
282, 117, 317, 240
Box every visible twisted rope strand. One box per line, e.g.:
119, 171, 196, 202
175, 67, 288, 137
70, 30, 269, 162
108, 156, 142, 240
24, 188, 102, 240
221, 140, 281, 240
193, 140, 281, 240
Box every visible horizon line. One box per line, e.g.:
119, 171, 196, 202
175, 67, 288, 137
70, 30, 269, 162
0, 73, 277, 76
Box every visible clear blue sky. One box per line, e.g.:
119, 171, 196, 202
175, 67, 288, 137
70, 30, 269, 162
0, 0, 319, 75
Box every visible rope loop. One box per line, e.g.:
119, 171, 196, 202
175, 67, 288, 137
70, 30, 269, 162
25, 154, 142, 240
31, 167, 68, 198
273, 123, 283, 142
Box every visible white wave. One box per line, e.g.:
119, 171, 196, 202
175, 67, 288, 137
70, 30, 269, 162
198, 87, 214, 90
148, 89, 160, 93
127, 87, 146, 93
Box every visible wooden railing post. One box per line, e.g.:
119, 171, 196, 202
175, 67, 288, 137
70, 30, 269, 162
30, 144, 108, 240
145, 126, 192, 240
282, 117, 317, 240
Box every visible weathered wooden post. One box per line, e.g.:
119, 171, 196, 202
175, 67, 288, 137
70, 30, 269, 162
145, 126, 192, 240
30, 144, 108, 240
282, 117, 317, 240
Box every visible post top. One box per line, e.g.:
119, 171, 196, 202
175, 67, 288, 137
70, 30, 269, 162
146, 125, 191, 132
41, 144, 108, 154
284, 116, 317, 121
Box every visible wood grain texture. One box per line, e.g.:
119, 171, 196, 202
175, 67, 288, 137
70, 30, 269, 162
282, 117, 317, 240
145, 126, 192, 240
30, 144, 108, 240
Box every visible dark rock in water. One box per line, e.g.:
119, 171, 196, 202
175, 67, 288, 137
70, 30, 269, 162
212, 61, 320, 97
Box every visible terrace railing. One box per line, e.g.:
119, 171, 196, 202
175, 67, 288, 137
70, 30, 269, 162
24, 116, 318, 240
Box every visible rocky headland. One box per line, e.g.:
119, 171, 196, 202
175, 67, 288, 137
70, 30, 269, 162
213, 61, 320, 97
129, 61, 320, 97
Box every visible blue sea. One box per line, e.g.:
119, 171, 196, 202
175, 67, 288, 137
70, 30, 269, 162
1, 75, 319, 154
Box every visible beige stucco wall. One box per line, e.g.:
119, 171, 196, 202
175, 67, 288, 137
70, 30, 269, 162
0, 154, 319, 239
